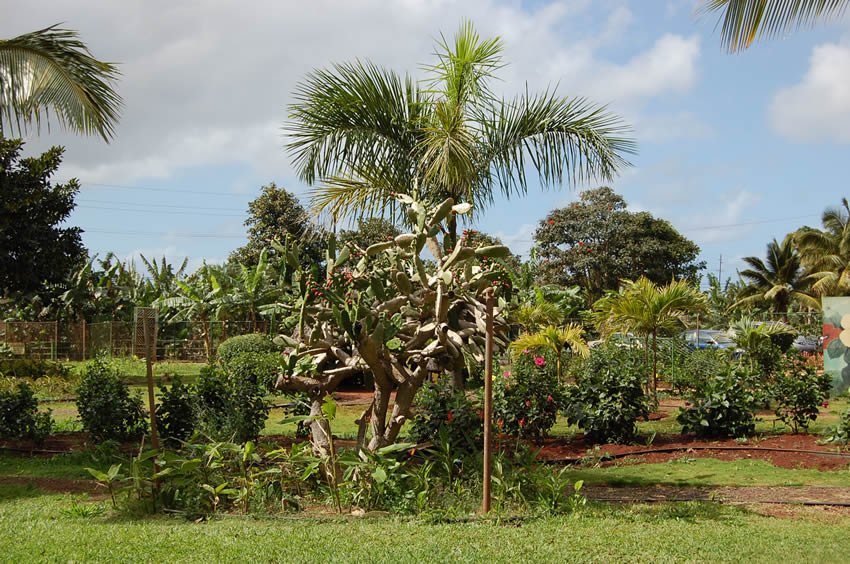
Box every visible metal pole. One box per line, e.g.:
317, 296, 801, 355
143, 315, 160, 452
81, 320, 86, 361
482, 288, 495, 514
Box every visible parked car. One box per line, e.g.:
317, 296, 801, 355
588, 332, 642, 349
791, 335, 820, 354
681, 329, 739, 352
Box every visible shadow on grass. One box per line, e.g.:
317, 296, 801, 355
0, 482, 50, 504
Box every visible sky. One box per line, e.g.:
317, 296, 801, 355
3, 0, 850, 286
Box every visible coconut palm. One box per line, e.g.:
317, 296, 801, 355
735, 235, 819, 318
0, 25, 122, 140
286, 21, 635, 252
509, 324, 589, 381
703, 0, 850, 53
594, 277, 708, 397
795, 197, 850, 297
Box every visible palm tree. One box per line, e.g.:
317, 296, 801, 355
703, 0, 850, 53
509, 324, 589, 381
734, 235, 819, 318
286, 21, 635, 253
594, 277, 708, 398
795, 198, 850, 297
0, 25, 122, 140
228, 249, 273, 332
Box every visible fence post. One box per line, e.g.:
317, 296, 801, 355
53, 320, 58, 361
81, 320, 86, 361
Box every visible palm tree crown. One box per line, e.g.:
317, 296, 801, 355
286, 21, 635, 250
0, 25, 122, 141
795, 197, 850, 297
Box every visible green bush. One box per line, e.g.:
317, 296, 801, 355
0, 358, 69, 380
76, 357, 148, 443
224, 351, 282, 393
155, 377, 196, 447
824, 407, 850, 445
563, 344, 649, 444
494, 350, 563, 442
0, 382, 52, 443
195, 364, 270, 443
217, 334, 277, 365
772, 353, 832, 433
666, 349, 730, 395
677, 365, 758, 438
409, 378, 482, 453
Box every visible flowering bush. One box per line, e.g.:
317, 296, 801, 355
494, 350, 564, 442
409, 378, 482, 453
772, 353, 832, 433
562, 344, 649, 444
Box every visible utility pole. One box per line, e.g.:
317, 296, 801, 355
718, 254, 723, 283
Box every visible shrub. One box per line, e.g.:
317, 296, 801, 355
563, 344, 649, 444
772, 353, 832, 433
223, 351, 282, 393
824, 407, 850, 445
217, 334, 277, 365
677, 365, 758, 438
665, 349, 730, 395
409, 378, 482, 453
76, 357, 147, 443
195, 364, 269, 443
494, 350, 563, 442
0, 358, 69, 380
0, 383, 52, 443
155, 376, 196, 447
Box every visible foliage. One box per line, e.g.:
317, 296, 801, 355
338, 218, 401, 251
223, 352, 283, 394
772, 354, 832, 433
286, 21, 634, 248
230, 183, 325, 267
0, 382, 52, 443
734, 235, 817, 317
563, 344, 650, 443
195, 364, 270, 443
217, 333, 278, 366
535, 187, 704, 302
409, 378, 482, 453
823, 407, 850, 445
494, 351, 563, 441
677, 366, 758, 438
509, 324, 589, 380
0, 25, 122, 140
795, 197, 850, 297
665, 348, 731, 395
155, 377, 196, 447
75, 357, 147, 443
0, 138, 87, 300
0, 358, 69, 380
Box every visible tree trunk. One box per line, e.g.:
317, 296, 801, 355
651, 330, 658, 403
308, 395, 334, 459
201, 315, 212, 360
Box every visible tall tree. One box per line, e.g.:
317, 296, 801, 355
337, 217, 401, 250
230, 183, 325, 267
535, 187, 705, 304
795, 197, 850, 297
594, 277, 708, 398
286, 21, 635, 253
703, 1, 850, 52
0, 25, 122, 140
734, 235, 818, 318
0, 138, 87, 300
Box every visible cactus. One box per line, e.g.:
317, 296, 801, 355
271, 195, 511, 454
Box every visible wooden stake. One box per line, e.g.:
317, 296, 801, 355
482, 288, 495, 513
143, 315, 160, 452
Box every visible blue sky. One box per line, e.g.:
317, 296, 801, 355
4, 1, 850, 285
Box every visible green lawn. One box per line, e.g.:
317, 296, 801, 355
64, 359, 206, 386
1, 487, 849, 562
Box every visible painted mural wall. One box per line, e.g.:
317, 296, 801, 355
823, 297, 850, 394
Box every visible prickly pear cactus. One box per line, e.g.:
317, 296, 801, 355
273, 195, 510, 453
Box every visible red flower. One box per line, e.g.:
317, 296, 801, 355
547, 219, 555, 225
534, 356, 546, 367
822, 400, 830, 409
446, 410, 455, 423
525, 399, 532, 408
546, 394, 554, 404
496, 418, 504, 430
519, 418, 526, 428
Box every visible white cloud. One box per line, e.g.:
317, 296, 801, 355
770, 41, 850, 143
681, 189, 761, 243
3, 0, 703, 187
635, 111, 713, 142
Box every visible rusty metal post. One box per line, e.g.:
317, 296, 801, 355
141, 312, 160, 452
482, 288, 495, 513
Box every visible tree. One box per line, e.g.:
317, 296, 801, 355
734, 235, 818, 319
157, 265, 224, 359
337, 217, 400, 250
795, 197, 850, 297
509, 324, 589, 381
535, 187, 705, 304
703, 0, 850, 52
594, 277, 708, 398
0, 138, 87, 300
286, 21, 634, 253
230, 183, 325, 267
0, 25, 122, 141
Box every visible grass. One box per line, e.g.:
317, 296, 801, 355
569, 457, 850, 487
0, 452, 114, 480
64, 358, 206, 385
1, 489, 850, 562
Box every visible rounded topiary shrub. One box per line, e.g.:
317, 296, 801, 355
155, 376, 196, 447
563, 344, 649, 444
677, 365, 758, 438
0, 382, 53, 444
224, 351, 283, 393
216, 334, 277, 365
195, 364, 270, 443
76, 357, 147, 443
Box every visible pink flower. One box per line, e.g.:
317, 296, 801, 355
503, 370, 511, 378
534, 356, 546, 367
525, 399, 532, 408
519, 418, 526, 428
522, 348, 530, 355
546, 394, 554, 404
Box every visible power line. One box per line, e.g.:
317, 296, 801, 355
83, 228, 246, 239
76, 204, 244, 218
76, 198, 246, 213
65, 180, 256, 198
